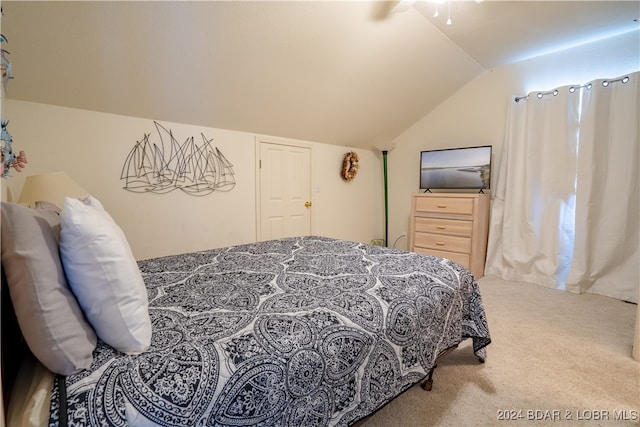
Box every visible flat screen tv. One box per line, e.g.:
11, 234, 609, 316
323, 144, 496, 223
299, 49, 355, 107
420, 145, 492, 191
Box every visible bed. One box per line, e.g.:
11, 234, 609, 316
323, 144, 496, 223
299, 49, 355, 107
1, 201, 490, 427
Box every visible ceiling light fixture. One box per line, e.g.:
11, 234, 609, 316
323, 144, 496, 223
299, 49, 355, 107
426, 0, 453, 25
394, 0, 484, 24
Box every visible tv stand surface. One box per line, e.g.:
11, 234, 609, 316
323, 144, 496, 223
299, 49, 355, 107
408, 192, 490, 278
423, 188, 487, 194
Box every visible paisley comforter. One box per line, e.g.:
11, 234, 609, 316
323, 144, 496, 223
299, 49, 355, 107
49, 236, 490, 426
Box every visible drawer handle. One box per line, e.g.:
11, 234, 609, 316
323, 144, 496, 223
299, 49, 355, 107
436, 225, 447, 230
437, 204, 447, 208
435, 241, 446, 246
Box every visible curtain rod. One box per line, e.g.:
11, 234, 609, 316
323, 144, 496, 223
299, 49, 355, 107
514, 75, 630, 103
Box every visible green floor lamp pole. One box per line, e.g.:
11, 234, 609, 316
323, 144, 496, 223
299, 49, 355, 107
382, 150, 388, 247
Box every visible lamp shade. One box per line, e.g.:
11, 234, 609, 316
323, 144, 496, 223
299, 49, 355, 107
18, 172, 89, 209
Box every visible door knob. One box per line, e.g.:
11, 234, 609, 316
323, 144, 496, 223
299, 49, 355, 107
305, 201, 312, 208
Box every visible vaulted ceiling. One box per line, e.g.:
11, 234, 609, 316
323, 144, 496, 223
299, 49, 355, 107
2, 1, 639, 149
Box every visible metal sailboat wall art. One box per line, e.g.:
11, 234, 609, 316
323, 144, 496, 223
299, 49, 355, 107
121, 122, 236, 196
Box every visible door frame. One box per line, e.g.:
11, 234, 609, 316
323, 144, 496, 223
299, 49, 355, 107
255, 137, 314, 241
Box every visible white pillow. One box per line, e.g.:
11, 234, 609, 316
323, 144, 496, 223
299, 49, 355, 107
60, 196, 151, 354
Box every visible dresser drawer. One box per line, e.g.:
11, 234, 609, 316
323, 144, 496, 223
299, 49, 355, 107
414, 196, 474, 215
413, 232, 472, 254
414, 217, 472, 237
409, 192, 490, 278
414, 247, 470, 269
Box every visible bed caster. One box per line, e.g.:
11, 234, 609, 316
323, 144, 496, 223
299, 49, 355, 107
421, 345, 459, 392
421, 364, 437, 391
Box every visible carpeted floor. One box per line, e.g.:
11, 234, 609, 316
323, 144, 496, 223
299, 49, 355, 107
358, 275, 640, 427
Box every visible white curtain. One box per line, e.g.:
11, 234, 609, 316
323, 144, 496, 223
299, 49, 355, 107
486, 72, 639, 303
566, 74, 639, 302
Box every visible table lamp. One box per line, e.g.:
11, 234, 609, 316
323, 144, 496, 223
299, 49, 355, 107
18, 172, 89, 209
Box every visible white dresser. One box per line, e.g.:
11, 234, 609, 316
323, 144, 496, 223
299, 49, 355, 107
408, 192, 490, 278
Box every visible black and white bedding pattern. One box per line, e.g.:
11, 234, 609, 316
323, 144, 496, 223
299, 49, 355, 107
49, 236, 490, 427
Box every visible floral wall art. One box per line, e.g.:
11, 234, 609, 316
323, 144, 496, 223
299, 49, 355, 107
1, 8, 27, 178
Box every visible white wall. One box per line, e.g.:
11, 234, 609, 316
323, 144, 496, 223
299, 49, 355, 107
311, 144, 385, 243
1, 101, 383, 260
387, 31, 640, 251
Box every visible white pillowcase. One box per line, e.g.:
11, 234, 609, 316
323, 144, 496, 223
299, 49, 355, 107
60, 196, 151, 354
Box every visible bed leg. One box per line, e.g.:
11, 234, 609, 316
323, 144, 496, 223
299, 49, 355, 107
421, 344, 458, 391
421, 365, 437, 391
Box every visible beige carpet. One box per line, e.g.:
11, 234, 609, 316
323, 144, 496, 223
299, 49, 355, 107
358, 275, 640, 427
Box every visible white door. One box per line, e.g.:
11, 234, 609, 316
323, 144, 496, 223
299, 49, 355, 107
259, 141, 312, 240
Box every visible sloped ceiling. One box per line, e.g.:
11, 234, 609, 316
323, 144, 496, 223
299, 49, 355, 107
414, 1, 640, 67
2, 1, 639, 149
